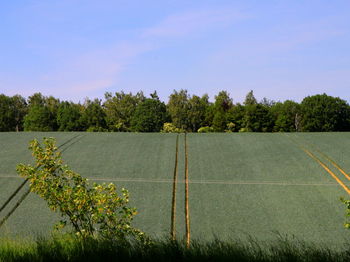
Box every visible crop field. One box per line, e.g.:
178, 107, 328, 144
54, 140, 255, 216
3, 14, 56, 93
1, 132, 350, 247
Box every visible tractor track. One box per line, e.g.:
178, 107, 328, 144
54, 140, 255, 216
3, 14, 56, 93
0, 134, 85, 228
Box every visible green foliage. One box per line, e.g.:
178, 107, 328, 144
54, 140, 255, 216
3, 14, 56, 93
161, 122, 183, 133
0, 94, 15, 131
341, 198, 350, 229
23, 93, 58, 131
242, 104, 274, 132
80, 99, 107, 131
3, 90, 350, 132
226, 104, 245, 131
16, 138, 145, 242
301, 94, 350, 131
187, 94, 210, 132
197, 126, 214, 133
225, 122, 236, 132
239, 127, 250, 132
11, 95, 28, 131
57, 102, 83, 131
130, 93, 168, 132
244, 90, 257, 106
104, 91, 145, 131
212, 111, 226, 131
271, 100, 301, 132
211, 91, 233, 132
167, 89, 190, 130
239, 91, 275, 132
214, 91, 233, 112
24, 105, 55, 131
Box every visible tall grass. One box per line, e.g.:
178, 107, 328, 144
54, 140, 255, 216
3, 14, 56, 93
1, 234, 350, 262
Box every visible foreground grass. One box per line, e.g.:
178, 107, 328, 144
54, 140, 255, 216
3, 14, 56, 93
1, 235, 350, 262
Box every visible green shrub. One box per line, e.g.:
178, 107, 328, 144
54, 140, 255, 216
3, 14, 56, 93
239, 127, 250, 132
16, 138, 146, 242
197, 126, 214, 133
161, 122, 183, 133
225, 122, 236, 133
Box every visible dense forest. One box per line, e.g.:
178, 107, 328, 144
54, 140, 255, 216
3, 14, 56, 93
0, 90, 349, 132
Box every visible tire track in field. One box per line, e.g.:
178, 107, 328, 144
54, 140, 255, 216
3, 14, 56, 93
302, 148, 350, 194
184, 133, 190, 247
292, 136, 350, 182
315, 150, 350, 181
284, 134, 350, 195
170, 134, 179, 240
0, 134, 85, 228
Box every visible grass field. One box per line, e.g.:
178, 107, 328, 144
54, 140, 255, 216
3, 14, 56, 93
1, 132, 350, 248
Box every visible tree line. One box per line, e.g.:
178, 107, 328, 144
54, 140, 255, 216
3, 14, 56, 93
0, 90, 349, 132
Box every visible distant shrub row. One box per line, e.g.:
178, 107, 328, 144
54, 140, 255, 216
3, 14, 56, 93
1, 90, 350, 132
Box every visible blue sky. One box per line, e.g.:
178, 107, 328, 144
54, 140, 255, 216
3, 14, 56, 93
1, 0, 349, 103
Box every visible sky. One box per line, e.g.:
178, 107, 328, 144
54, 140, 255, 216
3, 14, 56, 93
0, 0, 349, 104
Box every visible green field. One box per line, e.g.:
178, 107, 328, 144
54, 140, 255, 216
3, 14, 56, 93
1, 132, 350, 247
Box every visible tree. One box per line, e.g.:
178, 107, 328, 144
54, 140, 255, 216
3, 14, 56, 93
24, 93, 58, 131
187, 94, 210, 132
11, 95, 27, 131
17, 138, 147, 242
301, 94, 350, 131
161, 122, 183, 133
167, 90, 190, 130
271, 100, 301, 132
214, 91, 233, 111
240, 90, 274, 132
57, 101, 84, 131
27, 92, 46, 106
226, 103, 245, 132
212, 91, 233, 131
242, 104, 274, 132
24, 105, 54, 131
0, 94, 14, 131
130, 92, 168, 132
244, 90, 257, 106
212, 111, 227, 131
46, 96, 60, 131
104, 91, 145, 131
81, 98, 107, 131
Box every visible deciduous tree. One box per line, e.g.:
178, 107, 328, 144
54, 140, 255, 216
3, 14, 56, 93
130, 92, 168, 132
301, 94, 350, 131
104, 91, 145, 131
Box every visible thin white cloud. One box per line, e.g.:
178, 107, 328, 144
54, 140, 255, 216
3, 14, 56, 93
0, 41, 155, 101
2, 7, 252, 101
142, 8, 249, 38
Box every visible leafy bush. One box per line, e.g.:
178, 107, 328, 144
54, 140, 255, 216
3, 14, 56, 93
16, 138, 146, 242
225, 122, 236, 133
197, 126, 214, 133
161, 122, 183, 133
341, 198, 350, 229
239, 127, 250, 132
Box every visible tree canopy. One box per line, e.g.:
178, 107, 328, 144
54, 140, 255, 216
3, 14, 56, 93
1, 91, 350, 132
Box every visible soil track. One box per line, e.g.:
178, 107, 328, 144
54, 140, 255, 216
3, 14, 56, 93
0, 134, 86, 229
170, 134, 179, 240
303, 148, 350, 195
184, 133, 190, 247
